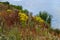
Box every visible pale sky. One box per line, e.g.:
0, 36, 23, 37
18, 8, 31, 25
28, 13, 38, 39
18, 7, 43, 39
0, 0, 60, 29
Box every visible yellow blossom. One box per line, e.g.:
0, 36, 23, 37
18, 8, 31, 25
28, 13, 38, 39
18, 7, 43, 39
7, 9, 12, 12
33, 16, 44, 23
18, 12, 28, 21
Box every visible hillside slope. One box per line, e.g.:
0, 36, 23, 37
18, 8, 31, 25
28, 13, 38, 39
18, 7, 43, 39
0, 2, 60, 40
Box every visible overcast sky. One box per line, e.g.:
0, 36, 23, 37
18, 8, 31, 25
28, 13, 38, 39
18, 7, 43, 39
0, 0, 60, 29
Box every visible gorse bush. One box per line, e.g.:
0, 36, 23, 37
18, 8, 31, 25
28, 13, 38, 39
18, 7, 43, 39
18, 12, 28, 22
33, 16, 44, 23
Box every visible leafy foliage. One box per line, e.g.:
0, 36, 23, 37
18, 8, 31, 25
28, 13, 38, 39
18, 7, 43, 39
0, 1, 9, 5
54, 29, 60, 34
11, 5, 23, 10
37, 11, 52, 26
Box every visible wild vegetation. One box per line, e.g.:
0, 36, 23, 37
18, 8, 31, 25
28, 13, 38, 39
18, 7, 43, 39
0, 1, 60, 40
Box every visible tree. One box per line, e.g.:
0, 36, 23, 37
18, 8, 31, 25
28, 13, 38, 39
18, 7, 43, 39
47, 15, 52, 26
11, 5, 23, 10
23, 9, 29, 13
3, 1, 9, 4
15, 6, 22, 10
19, 9, 29, 16
37, 11, 52, 26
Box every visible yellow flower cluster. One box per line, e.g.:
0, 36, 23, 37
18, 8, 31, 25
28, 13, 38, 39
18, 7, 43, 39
33, 16, 44, 23
7, 9, 12, 12
18, 12, 28, 21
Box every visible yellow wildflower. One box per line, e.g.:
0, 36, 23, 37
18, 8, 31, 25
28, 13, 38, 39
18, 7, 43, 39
18, 12, 28, 21
7, 9, 12, 12
34, 16, 44, 23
